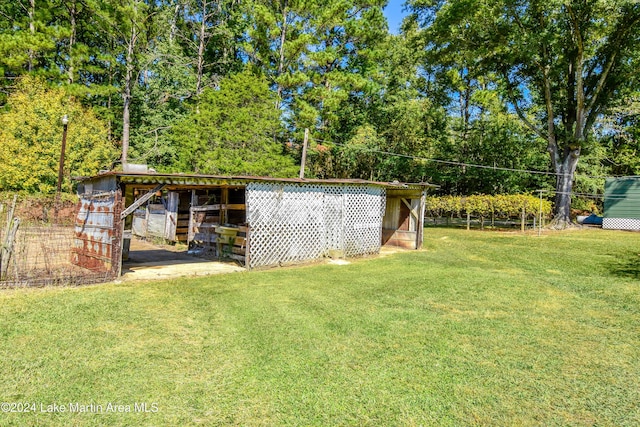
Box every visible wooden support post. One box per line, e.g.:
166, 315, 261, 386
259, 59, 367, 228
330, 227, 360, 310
221, 187, 228, 225
299, 128, 309, 179
466, 212, 470, 231
188, 190, 197, 244
416, 191, 426, 249
538, 190, 543, 237
1, 196, 20, 280
521, 206, 526, 232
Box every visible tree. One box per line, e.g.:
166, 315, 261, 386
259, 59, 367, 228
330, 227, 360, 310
322, 25, 448, 184
243, 0, 318, 110
119, 0, 245, 167
410, 0, 640, 227
0, 76, 116, 193
0, 0, 58, 77
128, 38, 196, 168
170, 70, 298, 176
121, 0, 154, 166
597, 94, 640, 176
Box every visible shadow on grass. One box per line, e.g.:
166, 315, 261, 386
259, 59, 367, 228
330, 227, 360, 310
608, 251, 640, 279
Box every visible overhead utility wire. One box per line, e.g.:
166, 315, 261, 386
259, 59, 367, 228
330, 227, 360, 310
538, 189, 629, 200
310, 137, 628, 180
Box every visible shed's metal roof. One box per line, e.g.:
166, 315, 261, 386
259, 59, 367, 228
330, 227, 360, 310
78, 171, 437, 190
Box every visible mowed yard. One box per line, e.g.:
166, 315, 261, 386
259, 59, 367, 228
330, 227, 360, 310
0, 228, 639, 426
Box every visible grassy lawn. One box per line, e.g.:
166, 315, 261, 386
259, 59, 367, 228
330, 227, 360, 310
0, 228, 639, 426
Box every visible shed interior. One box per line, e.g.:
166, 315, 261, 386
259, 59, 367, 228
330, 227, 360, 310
124, 184, 248, 265
382, 188, 425, 249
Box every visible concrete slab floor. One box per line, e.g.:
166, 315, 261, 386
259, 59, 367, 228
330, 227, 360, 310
120, 238, 245, 281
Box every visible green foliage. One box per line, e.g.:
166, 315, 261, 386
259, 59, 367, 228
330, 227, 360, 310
410, 0, 640, 220
425, 194, 552, 219
0, 76, 116, 194
432, 101, 552, 195
305, 27, 449, 182
170, 70, 298, 177
129, 39, 197, 168
597, 94, 640, 176
277, 0, 390, 170
1, 0, 640, 195
0, 0, 58, 78
333, 124, 384, 180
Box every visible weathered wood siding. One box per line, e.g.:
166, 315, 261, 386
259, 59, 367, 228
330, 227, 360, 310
382, 190, 425, 249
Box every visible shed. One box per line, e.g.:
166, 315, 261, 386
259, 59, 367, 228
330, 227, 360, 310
603, 176, 640, 231
73, 172, 435, 278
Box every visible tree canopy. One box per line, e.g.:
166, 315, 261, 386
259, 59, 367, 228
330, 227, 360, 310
170, 70, 299, 177
409, 0, 640, 224
0, 77, 116, 193
1, 0, 640, 222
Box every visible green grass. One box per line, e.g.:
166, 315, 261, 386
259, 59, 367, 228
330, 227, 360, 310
1, 228, 639, 426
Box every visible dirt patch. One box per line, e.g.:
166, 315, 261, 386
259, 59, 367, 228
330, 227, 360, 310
0, 195, 77, 225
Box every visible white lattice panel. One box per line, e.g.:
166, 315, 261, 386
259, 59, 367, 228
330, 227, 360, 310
246, 183, 386, 268
343, 186, 386, 257
324, 186, 344, 250
603, 217, 640, 231
246, 183, 325, 268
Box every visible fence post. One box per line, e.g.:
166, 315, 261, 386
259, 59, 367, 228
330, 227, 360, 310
466, 212, 471, 231
538, 190, 543, 237
521, 206, 526, 232
1, 196, 20, 281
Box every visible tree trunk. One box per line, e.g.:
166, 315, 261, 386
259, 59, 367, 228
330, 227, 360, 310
67, 0, 77, 84
28, 0, 35, 72
169, 2, 181, 44
196, 0, 208, 96
550, 146, 580, 229
276, 0, 288, 109
121, 20, 138, 166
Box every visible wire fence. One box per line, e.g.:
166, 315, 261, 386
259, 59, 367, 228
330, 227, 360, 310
0, 197, 112, 287
425, 214, 544, 232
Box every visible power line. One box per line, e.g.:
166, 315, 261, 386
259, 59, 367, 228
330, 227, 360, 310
308, 137, 639, 201
309, 137, 626, 180
537, 189, 632, 200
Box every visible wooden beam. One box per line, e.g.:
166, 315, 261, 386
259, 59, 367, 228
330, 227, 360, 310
401, 198, 420, 221
120, 184, 165, 219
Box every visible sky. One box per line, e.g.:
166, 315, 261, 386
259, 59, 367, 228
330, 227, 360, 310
383, 0, 408, 35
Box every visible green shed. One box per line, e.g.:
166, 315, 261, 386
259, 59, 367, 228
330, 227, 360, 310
603, 177, 640, 231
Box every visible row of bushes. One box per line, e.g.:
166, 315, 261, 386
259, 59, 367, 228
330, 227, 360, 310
425, 194, 553, 219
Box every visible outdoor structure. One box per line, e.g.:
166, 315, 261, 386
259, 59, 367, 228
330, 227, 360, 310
73, 172, 435, 279
603, 176, 640, 231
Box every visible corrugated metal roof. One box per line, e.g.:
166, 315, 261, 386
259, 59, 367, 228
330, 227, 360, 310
77, 171, 437, 190
604, 177, 640, 219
